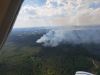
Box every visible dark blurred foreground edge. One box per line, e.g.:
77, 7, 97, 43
0, 0, 24, 49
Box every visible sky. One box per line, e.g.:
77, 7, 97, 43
14, 0, 100, 28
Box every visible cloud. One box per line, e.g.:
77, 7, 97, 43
14, 0, 100, 28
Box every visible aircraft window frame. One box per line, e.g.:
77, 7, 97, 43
0, 0, 24, 49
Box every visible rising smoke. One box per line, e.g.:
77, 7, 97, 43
36, 27, 100, 47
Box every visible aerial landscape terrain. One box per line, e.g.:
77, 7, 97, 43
0, 0, 99, 74
0, 26, 100, 75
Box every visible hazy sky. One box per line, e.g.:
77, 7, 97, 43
14, 0, 100, 28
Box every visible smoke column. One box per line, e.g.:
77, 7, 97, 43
36, 27, 100, 47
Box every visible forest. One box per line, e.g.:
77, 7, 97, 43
0, 28, 100, 75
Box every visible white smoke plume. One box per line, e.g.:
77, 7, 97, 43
36, 26, 100, 47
